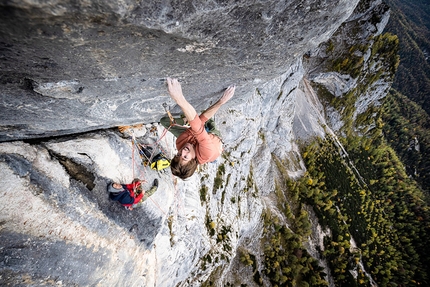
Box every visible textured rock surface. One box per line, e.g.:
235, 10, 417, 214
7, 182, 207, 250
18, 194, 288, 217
0, 0, 392, 286
0, 0, 359, 142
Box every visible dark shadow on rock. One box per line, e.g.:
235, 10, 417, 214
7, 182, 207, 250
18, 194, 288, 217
49, 150, 96, 190
0, 153, 61, 198
95, 180, 164, 249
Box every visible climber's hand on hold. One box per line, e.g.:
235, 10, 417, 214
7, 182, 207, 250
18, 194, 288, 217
166, 77, 197, 121
219, 85, 235, 105
166, 77, 185, 105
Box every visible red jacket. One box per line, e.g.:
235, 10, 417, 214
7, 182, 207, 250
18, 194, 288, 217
121, 182, 144, 206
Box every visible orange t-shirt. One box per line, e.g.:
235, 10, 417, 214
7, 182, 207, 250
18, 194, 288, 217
176, 114, 222, 164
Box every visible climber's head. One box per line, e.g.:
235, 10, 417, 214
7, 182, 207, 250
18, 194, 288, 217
170, 143, 198, 179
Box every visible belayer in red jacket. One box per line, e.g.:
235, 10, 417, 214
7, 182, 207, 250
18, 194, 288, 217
108, 179, 158, 210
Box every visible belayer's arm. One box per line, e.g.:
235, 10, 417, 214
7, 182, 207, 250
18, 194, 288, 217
166, 78, 197, 123
201, 85, 235, 120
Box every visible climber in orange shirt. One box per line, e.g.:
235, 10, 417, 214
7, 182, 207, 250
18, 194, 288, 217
161, 78, 235, 179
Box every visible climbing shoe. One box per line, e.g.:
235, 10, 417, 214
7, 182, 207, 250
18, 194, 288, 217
153, 179, 159, 188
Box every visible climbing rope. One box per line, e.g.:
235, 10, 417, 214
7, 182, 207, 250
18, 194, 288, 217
122, 103, 192, 217
129, 130, 168, 215
131, 133, 146, 196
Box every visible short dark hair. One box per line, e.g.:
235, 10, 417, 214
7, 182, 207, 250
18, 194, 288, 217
170, 155, 198, 179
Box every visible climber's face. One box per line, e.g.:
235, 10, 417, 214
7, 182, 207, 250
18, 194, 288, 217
112, 183, 122, 189
178, 143, 196, 164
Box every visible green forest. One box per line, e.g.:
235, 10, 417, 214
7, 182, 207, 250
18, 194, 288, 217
385, 0, 430, 115
382, 90, 430, 194
236, 118, 429, 286
383, 0, 430, 195
299, 133, 430, 286
249, 114, 430, 286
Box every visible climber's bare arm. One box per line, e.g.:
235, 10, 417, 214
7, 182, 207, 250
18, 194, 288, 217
166, 78, 197, 122
201, 85, 235, 120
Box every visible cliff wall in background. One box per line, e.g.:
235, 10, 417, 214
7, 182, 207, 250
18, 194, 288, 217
0, 0, 395, 286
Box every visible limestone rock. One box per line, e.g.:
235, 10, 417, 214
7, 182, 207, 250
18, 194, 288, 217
1, 0, 359, 141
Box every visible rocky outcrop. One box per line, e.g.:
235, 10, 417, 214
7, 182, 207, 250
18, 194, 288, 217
305, 0, 392, 134
0, 0, 392, 286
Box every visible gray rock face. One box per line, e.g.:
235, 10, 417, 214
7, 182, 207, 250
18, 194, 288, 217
1, 0, 358, 141
0, 0, 392, 286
